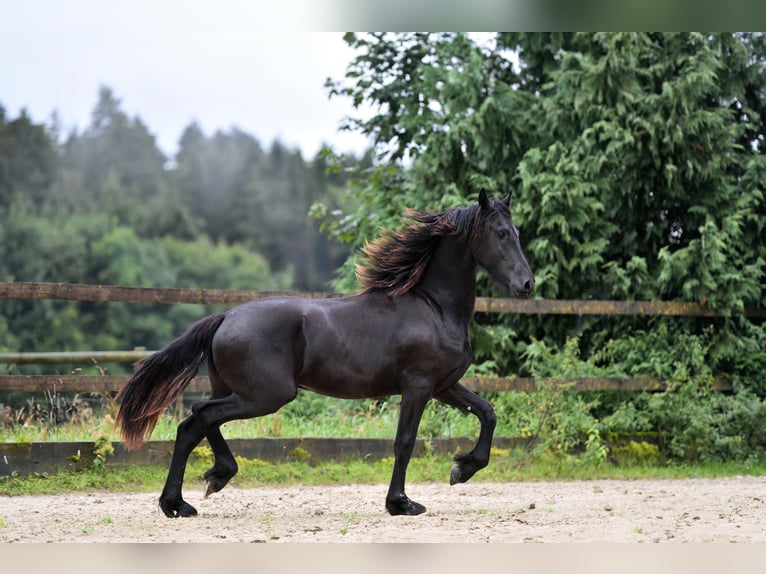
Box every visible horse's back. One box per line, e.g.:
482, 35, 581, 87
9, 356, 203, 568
209, 295, 375, 383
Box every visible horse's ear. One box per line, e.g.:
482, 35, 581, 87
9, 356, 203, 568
478, 188, 490, 210
502, 191, 512, 208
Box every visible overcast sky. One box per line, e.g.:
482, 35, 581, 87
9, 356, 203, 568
0, 1, 372, 160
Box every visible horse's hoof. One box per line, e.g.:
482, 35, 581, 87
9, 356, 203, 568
203, 474, 230, 498
450, 453, 484, 485
203, 465, 237, 498
159, 497, 198, 518
386, 495, 426, 516
449, 463, 464, 485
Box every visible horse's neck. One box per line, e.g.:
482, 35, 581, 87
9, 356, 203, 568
417, 235, 477, 322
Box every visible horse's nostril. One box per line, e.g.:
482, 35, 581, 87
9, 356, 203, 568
523, 280, 533, 293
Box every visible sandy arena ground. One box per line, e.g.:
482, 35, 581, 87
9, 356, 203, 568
2, 476, 766, 542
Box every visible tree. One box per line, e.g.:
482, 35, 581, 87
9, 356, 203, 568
324, 32, 766, 378
512, 33, 765, 313
0, 106, 58, 208
0, 86, 360, 363
175, 126, 353, 290
175, 124, 264, 243
51, 86, 198, 238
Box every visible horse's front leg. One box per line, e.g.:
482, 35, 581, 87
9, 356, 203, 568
435, 382, 497, 485
385, 386, 431, 516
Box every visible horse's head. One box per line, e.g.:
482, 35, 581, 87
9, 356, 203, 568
471, 189, 535, 298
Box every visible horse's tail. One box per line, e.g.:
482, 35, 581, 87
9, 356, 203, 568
116, 313, 226, 450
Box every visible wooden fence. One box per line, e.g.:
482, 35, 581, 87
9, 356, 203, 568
1, 281, 759, 475
4, 280, 765, 316
1, 281, 755, 395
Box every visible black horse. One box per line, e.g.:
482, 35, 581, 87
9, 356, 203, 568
116, 190, 534, 517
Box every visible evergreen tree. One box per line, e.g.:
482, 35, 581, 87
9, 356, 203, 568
52, 86, 198, 238
175, 127, 352, 290
0, 105, 57, 208
512, 33, 765, 314
324, 32, 766, 380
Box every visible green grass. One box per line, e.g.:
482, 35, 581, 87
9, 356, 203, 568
1, 392, 478, 443
5, 392, 766, 497
3, 445, 766, 497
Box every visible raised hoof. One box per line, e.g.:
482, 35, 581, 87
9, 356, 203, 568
202, 462, 238, 498
386, 495, 427, 516
449, 462, 465, 485
449, 453, 483, 485
203, 472, 233, 498
159, 497, 198, 518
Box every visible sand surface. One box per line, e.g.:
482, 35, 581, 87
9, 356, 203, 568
3, 476, 766, 542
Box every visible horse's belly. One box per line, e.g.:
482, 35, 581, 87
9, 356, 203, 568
296, 357, 401, 399
294, 296, 469, 399
296, 338, 470, 399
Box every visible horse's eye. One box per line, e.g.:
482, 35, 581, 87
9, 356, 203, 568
497, 229, 509, 240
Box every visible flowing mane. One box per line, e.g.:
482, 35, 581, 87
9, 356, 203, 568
356, 202, 493, 296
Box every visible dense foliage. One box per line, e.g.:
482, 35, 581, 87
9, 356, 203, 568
0, 86, 360, 362
320, 32, 766, 462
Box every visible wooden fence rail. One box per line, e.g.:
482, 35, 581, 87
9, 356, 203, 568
0, 281, 755, 395
0, 350, 150, 365
0, 373, 734, 394
2, 281, 765, 317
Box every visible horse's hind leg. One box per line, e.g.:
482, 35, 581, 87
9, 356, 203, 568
191, 380, 297, 496
199, 360, 239, 498
196, 425, 236, 498
435, 382, 497, 485
160, 414, 206, 517
159, 362, 234, 517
